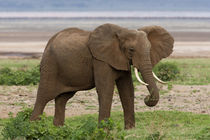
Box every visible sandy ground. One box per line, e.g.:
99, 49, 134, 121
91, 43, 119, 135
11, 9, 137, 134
171, 42, 210, 58
1, 31, 210, 58
1, 41, 210, 58
0, 84, 209, 118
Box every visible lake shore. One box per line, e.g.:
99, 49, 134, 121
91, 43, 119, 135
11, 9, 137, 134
0, 31, 210, 58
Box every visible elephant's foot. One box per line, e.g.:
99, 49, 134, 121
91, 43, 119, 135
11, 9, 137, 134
53, 118, 64, 126
30, 112, 41, 121
125, 122, 135, 129
124, 117, 135, 129
30, 101, 48, 121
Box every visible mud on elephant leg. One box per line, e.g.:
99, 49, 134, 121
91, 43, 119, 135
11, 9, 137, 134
93, 59, 116, 123
53, 92, 76, 126
116, 71, 135, 129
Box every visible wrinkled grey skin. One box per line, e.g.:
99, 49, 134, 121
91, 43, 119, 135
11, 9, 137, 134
30, 24, 174, 129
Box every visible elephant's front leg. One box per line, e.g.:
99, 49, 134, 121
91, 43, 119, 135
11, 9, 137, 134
116, 71, 135, 129
93, 59, 116, 123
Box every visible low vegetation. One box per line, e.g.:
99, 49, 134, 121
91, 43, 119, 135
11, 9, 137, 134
0, 108, 209, 139
153, 61, 180, 81
0, 58, 210, 85
0, 59, 40, 85
164, 58, 210, 85
0, 66, 40, 85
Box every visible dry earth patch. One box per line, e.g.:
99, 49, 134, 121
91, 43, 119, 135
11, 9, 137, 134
0, 84, 209, 118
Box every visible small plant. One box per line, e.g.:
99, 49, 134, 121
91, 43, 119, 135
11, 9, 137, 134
167, 83, 173, 90
153, 62, 180, 81
93, 118, 124, 140
145, 131, 164, 140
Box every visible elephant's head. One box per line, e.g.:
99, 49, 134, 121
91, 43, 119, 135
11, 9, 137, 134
88, 23, 174, 107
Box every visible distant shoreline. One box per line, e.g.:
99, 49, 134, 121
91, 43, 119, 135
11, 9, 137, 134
1, 29, 210, 59
1, 41, 210, 59
1, 31, 210, 42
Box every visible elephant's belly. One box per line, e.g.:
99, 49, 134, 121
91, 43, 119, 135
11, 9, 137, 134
59, 64, 94, 89
56, 50, 94, 90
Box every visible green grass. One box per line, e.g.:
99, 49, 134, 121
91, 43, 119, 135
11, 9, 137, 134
0, 118, 9, 140
0, 109, 209, 139
0, 58, 210, 85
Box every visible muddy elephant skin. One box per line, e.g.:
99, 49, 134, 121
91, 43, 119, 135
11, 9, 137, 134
30, 23, 174, 129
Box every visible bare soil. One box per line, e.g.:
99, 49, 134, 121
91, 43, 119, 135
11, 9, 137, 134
0, 84, 209, 118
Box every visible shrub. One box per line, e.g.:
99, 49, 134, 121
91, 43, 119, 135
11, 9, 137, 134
2, 108, 124, 140
0, 65, 40, 85
153, 62, 180, 81
0, 68, 14, 85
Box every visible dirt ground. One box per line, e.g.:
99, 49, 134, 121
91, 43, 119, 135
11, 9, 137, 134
0, 84, 209, 118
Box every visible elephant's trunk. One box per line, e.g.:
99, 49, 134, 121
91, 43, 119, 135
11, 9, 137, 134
138, 60, 159, 107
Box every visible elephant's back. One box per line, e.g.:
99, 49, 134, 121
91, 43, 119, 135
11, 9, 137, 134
51, 28, 92, 67
52, 28, 90, 51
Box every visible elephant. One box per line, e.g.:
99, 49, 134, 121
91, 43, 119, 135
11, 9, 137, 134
30, 23, 174, 129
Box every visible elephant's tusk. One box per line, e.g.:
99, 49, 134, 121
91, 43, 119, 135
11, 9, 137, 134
134, 67, 149, 86
152, 71, 167, 84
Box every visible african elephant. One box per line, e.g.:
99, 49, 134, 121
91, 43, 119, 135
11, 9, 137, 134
30, 23, 174, 129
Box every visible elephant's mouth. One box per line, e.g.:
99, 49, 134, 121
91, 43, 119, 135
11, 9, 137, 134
134, 67, 167, 85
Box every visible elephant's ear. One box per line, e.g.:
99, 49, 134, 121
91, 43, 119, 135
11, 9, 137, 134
138, 26, 174, 67
88, 24, 130, 70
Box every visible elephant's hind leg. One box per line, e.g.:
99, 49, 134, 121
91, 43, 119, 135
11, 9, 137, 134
30, 69, 59, 121
53, 92, 76, 126
30, 83, 59, 121
30, 53, 60, 121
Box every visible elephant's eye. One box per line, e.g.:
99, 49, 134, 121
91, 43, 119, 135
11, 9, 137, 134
129, 47, 134, 52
